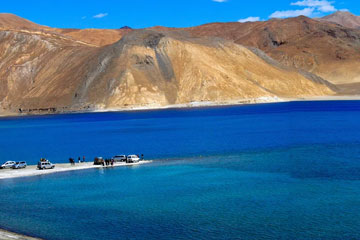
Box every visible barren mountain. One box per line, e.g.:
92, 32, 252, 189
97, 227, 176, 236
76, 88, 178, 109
3, 14, 359, 86
0, 21, 335, 115
182, 16, 360, 85
320, 11, 360, 29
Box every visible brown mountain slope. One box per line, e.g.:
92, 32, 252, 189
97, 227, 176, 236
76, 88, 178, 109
0, 13, 50, 30
55, 28, 133, 46
320, 11, 360, 29
180, 16, 360, 85
0, 29, 334, 114
0, 29, 98, 112
0, 13, 132, 47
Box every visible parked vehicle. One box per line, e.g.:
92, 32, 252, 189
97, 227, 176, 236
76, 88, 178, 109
0, 161, 16, 169
37, 160, 55, 170
12, 161, 27, 169
112, 155, 127, 162
93, 157, 104, 165
126, 155, 140, 163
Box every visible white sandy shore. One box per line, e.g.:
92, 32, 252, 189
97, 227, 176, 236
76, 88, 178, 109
0, 161, 151, 180
93, 96, 285, 113
0, 229, 41, 240
293, 95, 360, 101
88, 95, 360, 113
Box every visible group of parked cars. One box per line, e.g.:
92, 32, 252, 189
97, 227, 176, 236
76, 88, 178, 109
94, 154, 142, 165
0, 161, 27, 169
113, 155, 142, 163
1, 159, 55, 170
2, 154, 141, 170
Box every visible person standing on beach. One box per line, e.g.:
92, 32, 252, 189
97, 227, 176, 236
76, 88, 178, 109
78, 157, 81, 163
83, 156, 85, 162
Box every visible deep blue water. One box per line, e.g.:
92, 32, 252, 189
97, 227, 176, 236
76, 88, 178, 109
1, 101, 360, 165
1, 101, 360, 239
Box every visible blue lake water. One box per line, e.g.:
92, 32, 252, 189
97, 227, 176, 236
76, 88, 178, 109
1, 101, 360, 239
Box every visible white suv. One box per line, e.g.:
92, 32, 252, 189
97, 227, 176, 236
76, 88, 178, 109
0, 161, 16, 169
127, 155, 140, 163
112, 155, 127, 162
37, 161, 55, 170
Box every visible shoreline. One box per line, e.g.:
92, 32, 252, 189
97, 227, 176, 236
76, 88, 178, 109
0, 161, 151, 180
0, 228, 42, 240
0, 96, 285, 117
0, 161, 151, 239
2, 95, 360, 118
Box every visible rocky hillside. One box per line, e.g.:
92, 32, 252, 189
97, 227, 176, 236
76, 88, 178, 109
320, 11, 360, 29
0, 17, 335, 115
78, 30, 334, 109
0, 27, 98, 113
182, 16, 360, 85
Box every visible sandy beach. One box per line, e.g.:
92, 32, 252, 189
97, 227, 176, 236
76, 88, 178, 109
0, 161, 151, 180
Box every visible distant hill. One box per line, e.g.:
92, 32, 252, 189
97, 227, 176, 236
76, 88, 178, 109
119, 26, 132, 29
320, 11, 360, 29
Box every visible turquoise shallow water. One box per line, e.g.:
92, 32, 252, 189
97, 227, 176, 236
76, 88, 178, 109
1, 101, 360, 239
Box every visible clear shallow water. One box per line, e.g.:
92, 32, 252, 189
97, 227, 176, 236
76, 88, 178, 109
1, 101, 360, 239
